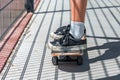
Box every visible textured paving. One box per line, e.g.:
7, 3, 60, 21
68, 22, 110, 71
0, 0, 40, 73
0, 0, 120, 80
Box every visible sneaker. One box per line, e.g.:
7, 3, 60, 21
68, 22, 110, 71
48, 33, 87, 52
50, 25, 70, 39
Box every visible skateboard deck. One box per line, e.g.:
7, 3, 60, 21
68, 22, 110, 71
51, 50, 84, 56
51, 46, 86, 65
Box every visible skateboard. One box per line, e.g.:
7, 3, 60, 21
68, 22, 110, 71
51, 44, 87, 65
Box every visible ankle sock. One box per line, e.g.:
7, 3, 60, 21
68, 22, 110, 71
70, 21, 85, 40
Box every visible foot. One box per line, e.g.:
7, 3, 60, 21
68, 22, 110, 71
48, 33, 87, 52
50, 25, 70, 39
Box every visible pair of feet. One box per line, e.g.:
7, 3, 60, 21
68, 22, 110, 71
48, 25, 87, 51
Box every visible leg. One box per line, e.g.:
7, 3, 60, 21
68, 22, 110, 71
48, 0, 87, 51
70, 0, 87, 22
70, 0, 87, 40
25, 0, 34, 13
50, 0, 87, 40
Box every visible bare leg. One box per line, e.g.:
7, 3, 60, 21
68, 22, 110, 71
70, 0, 87, 39
70, 0, 87, 22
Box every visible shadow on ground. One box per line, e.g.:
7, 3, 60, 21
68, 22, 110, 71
87, 36, 120, 63
58, 36, 120, 73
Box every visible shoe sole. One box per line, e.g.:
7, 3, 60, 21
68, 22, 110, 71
47, 42, 87, 52
50, 32, 63, 39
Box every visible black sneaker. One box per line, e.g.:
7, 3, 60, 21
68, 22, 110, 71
50, 25, 70, 39
48, 33, 87, 52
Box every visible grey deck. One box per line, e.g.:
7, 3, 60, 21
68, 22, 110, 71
0, 0, 120, 80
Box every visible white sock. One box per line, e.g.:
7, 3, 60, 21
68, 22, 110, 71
70, 21, 85, 40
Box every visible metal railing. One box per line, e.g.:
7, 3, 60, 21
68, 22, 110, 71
0, 0, 26, 40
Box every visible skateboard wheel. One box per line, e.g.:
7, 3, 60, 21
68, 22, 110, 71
77, 56, 83, 65
52, 56, 58, 65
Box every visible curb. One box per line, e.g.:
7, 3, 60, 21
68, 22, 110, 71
0, 0, 41, 73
